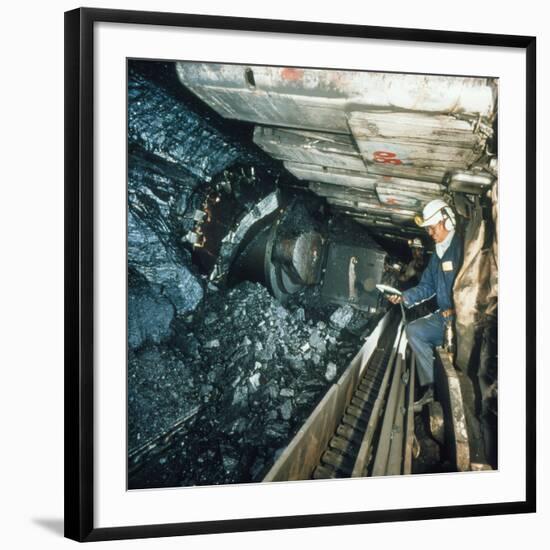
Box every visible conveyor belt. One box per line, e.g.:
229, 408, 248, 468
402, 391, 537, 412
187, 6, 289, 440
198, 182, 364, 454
312, 319, 401, 479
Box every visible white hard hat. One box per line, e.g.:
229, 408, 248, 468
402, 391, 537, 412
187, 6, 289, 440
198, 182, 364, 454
416, 199, 453, 228
408, 238, 424, 249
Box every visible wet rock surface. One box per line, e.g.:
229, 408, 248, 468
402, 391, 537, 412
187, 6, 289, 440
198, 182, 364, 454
128, 269, 176, 349
129, 282, 372, 488
129, 67, 242, 180
127, 61, 279, 350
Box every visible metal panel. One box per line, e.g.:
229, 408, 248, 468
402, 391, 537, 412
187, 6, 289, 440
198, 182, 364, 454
320, 242, 386, 311
176, 63, 495, 133
386, 367, 407, 475
294, 163, 442, 212
253, 127, 366, 171
351, 216, 397, 229
177, 63, 351, 133
309, 180, 441, 212
435, 348, 471, 471
403, 355, 416, 475
285, 162, 374, 189
348, 110, 488, 182
326, 197, 417, 221
375, 179, 442, 208
350, 219, 423, 237
308, 181, 378, 203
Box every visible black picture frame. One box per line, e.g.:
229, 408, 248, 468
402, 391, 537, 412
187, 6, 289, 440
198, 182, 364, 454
65, 7, 537, 542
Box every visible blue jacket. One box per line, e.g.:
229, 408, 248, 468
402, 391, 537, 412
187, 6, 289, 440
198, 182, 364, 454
402, 233, 462, 312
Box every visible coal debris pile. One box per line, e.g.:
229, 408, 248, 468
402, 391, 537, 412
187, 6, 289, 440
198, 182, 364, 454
129, 281, 372, 489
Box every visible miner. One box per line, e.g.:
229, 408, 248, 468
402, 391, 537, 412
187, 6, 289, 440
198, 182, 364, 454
388, 199, 462, 410
398, 237, 426, 287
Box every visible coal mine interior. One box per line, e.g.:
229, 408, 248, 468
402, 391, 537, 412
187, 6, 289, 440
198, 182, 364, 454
128, 60, 498, 488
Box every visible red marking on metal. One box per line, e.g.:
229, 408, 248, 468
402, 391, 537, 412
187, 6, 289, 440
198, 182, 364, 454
386, 197, 398, 205
281, 68, 304, 81
373, 150, 402, 165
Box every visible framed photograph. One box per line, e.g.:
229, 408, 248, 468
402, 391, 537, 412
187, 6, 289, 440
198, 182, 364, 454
65, 7, 536, 542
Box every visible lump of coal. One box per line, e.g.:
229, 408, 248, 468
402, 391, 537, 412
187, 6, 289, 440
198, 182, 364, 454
128, 271, 175, 350
325, 362, 338, 382
309, 329, 327, 353
329, 304, 355, 329
248, 372, 261, 391
280, 400, 293, 421
204, 312, 218, 325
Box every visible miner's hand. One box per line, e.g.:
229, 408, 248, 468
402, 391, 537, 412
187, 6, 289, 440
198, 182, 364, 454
387, 294, 403, 305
